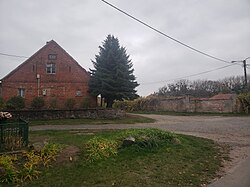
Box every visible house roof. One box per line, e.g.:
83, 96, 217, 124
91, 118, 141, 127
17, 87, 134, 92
190, 93, 236, 101
209, 93, 236, 100
1, 40, 88, 81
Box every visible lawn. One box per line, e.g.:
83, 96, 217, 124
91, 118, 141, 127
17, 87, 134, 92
29, 114, 156, 126
3, 129, 228, 187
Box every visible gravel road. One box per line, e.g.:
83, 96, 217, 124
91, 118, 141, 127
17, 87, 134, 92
30, 114, 250, 187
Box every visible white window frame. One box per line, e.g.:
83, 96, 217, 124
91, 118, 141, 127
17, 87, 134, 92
48, 54, 57, 60
76, 90, 82, 97
46, 63, 56, 74
18, 88, 25, 97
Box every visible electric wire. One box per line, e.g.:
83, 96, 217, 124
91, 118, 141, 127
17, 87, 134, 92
101, 0, 232, 64
0, 51, 242, 84
141, 64, 236, 85
0, 52, 29, 59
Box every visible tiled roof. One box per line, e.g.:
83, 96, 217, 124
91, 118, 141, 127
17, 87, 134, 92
210, 93, 235, 100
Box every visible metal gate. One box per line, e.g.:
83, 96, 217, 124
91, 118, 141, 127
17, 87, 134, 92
0, 119, 29, 152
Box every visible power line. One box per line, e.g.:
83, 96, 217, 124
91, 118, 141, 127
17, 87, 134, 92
0, 52, 241, 85
101, 0, 232, 64
0, 52, 29, 59
141, 64, 237, 85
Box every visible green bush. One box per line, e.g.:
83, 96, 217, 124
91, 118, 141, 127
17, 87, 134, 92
81, 97, 90, 108
6, 96, 25, 110
65, 98, 76, 109
0, 155, 18, 183
0, 143, 61, 184
84, 137, 118, 162
83, 129, 179, 162
113, 99, 137, 112
114, 97, 161, 112
119, 128, 178, 150
238, 92, 250, 113
31, 97, 45, 109
0, 97, 5, 110
49, 98, 57, 109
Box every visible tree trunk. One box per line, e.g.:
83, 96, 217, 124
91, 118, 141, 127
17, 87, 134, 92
106, 99, 113, 108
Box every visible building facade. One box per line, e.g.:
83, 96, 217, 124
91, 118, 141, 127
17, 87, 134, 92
0, 40, 96, 109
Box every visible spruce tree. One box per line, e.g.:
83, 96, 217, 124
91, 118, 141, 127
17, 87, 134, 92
89, 35, 139, 108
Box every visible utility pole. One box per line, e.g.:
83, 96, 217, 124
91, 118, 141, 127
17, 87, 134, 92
243, 59, 247, 88
232, 57, 249, 91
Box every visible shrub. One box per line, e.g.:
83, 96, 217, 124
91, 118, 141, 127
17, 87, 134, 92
119, 128, 178, 150
238, 92, 250, 113
65, 98, 76, 109
49, 98, 57, 109
0, 97, 5, 110
31, 97, 45, 109
0, 155, 18, 183
83, 129, 179, 162
6, 96, 25, 110
0, 143, 61, 184
81, 97, 90, 108
113, 99, 137, 112
114, 97, 161, 112
84, 137, 118, 162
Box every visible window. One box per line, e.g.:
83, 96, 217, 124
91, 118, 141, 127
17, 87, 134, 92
46, 63, 56, 74
18, 88, 25, 97
48, 54, 57, 60
76, 90, 82, 96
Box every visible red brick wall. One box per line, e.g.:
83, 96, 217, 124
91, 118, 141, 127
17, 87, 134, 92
1, 40, 96, 108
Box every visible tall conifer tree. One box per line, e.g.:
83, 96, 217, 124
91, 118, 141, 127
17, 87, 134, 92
89, 35, 139, 108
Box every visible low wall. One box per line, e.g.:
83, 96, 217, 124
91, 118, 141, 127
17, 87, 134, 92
7, 108, 126, 120
190, 98, 236, 113
159, 97, 189, 112
151, 94, 237, 113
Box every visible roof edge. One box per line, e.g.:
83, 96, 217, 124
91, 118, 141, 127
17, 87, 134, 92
1, 40, 88, 81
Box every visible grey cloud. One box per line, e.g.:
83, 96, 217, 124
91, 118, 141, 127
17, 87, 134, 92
0, 0, 250, 96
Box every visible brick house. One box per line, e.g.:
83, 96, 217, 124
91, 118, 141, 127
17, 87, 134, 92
0, 40, 96, 109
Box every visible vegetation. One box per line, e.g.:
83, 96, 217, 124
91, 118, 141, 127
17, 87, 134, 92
81, 97, 91, 108
0, 97, 5, 110
84, 137, 118, 162
65, 98, 76, 109
155, 76, 250, 97
31, 97, 45, 109
6, 96, 25, 110
114, 97, 160, 112
89, 35, 139, 108
49, 98, 57, 109
29, 114, 155, 126
5, 129, 228, 187
0, 143, 61, 184
238, 92, 250, 113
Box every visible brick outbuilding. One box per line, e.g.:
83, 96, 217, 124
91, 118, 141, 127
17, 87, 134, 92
0, 40, 96, 109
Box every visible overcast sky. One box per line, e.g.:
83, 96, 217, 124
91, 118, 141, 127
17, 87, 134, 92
0, 0, 250, 96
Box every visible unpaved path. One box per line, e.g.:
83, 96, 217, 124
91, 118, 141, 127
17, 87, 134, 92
30, 114, 250, 187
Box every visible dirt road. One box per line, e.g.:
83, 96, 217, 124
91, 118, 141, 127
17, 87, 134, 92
30, 114, 250, 186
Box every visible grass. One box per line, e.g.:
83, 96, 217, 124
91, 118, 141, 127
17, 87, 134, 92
29, 114, 156, 126
4, 129, 228, 187
133, 110, 250, 117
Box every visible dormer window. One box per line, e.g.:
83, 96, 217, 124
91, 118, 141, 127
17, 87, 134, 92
46, 63, 56, 74
48, 54, 57, 60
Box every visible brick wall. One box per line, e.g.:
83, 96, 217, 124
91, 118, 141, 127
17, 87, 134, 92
149, 94, 237, 113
